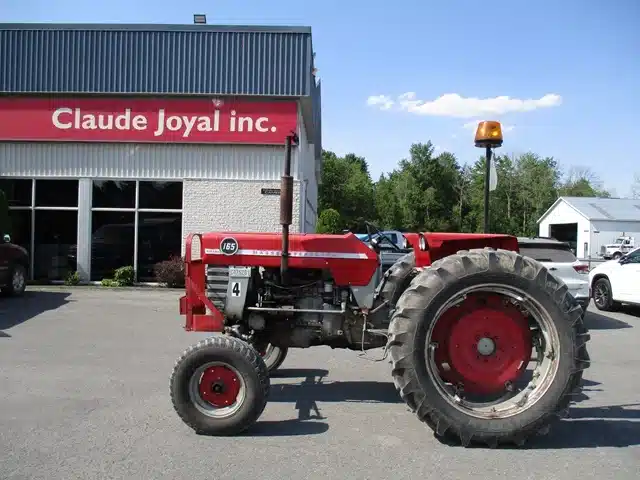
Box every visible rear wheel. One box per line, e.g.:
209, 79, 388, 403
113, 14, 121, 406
256, 343, 289, 373
387, 248, 591, 447
170, 335, 269, 436
593, 277, 618, 311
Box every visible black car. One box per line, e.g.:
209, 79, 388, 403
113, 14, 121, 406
0, 234, 29, 296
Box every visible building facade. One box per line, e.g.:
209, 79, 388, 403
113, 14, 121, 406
0, 23, 322, 283
538, 196, 640, 259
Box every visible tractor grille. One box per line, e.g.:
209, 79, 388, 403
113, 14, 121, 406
206, 266, 230, 311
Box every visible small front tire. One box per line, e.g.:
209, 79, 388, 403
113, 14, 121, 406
170, 335, 270, 436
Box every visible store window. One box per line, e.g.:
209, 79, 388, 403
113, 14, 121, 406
137, 212, 182, 281
33, 210, 78, 281
138, 181, 183, 210
6, 210, 32, 251
0, 179, 32, 207
35, 179, 78, 208
90, 179, 183, 283
31, 180, 79, 281
93, 180, 136, 209
90, 211, 135, 281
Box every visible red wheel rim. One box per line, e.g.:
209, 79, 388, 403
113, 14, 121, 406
198, 365, 242, 408
431, 293, 532, 395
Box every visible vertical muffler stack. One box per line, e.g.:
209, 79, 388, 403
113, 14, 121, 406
280, 133, 298, 284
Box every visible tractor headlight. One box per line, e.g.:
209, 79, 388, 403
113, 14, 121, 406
418, 234, 426, 251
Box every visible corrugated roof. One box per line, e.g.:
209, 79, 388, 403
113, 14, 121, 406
561, 196, 640, 221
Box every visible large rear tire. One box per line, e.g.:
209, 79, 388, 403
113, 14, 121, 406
387, 248, 591, 447
170, 335, 270, 436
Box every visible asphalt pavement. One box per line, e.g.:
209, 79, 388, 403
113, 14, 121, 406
1, 287, 638, 480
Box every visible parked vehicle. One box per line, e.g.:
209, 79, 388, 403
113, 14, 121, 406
517, 237, 590, 314
600, 235, 635, 260
355, 229, 406, 247
589, 246, 640, 311
0, 234, 29, 297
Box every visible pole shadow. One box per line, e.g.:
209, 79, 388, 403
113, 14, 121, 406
242, 368, 401, 437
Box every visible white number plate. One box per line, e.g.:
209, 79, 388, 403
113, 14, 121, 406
229, 266, 251, 278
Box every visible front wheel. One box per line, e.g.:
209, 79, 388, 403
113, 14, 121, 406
170, 335, 270, 436
387, 248, 591, 447
1, 264, 27, 297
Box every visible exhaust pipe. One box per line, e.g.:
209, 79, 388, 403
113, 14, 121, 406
280, 133, 298, 284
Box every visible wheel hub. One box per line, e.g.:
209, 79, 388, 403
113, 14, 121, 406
476, 337, 496, 356
198, 365, 241, 408
431, 293, 533, 395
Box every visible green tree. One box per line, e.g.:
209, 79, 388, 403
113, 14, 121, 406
558, 167, 610, 198
316, 208, 343, 234
318, 150, 375, 231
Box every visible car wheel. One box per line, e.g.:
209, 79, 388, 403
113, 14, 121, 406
1, 264, 27, 297
593, 277, 615, 311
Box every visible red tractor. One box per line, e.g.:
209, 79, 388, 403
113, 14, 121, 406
170, 126, 591, 447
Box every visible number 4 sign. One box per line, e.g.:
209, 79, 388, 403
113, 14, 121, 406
231, 282, 241, 297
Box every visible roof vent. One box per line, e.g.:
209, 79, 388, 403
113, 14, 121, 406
193, 14, 207, 24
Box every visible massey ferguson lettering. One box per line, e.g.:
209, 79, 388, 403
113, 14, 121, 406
51, 107, 277, 138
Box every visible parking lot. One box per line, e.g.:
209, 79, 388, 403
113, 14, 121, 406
1, 287, 639, 480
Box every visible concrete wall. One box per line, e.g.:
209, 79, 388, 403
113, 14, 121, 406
182, 179, 301, 255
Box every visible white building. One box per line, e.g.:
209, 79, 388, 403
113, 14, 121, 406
537, 196, 640, 259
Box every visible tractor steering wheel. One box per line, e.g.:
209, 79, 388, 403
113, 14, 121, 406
364, 221, 404, 253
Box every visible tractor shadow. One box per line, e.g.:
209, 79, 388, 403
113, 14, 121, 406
583, 311, 633, 330
0, 290, 71, 337
246, 368, 401, 437
438, 379, 640, 449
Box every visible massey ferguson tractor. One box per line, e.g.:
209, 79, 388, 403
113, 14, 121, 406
170, 122, 591, 447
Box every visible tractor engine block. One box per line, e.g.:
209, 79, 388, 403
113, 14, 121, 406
239, 268, 386, 351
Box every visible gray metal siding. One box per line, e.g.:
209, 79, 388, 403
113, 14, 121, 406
0, 142, 299, 180
0, 26, 313, 97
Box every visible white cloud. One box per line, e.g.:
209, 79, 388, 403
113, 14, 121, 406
366, 94, 394, 110
366, 92, 562, 118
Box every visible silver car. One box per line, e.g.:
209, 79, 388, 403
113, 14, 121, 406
517, 237, 590, 314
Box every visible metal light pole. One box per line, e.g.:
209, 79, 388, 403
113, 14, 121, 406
474, 121, 504, 233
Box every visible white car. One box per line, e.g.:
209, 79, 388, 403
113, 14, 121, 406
517, 237, 590, 314
589, 246, 640, 311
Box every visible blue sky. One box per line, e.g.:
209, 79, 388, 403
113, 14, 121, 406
3, 0, 640, 196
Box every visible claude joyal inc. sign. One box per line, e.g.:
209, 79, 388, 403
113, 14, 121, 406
0, 97, 298, 144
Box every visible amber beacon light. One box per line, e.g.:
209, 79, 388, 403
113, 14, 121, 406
473, 120, 505, 233
474, 120, 503, 148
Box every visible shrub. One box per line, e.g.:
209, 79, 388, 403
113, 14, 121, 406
64, 271, 80, 286
154, 256, 185, 288
101, 278, 120, 287
316, 208, 343, 234
113, 266, 134, 286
